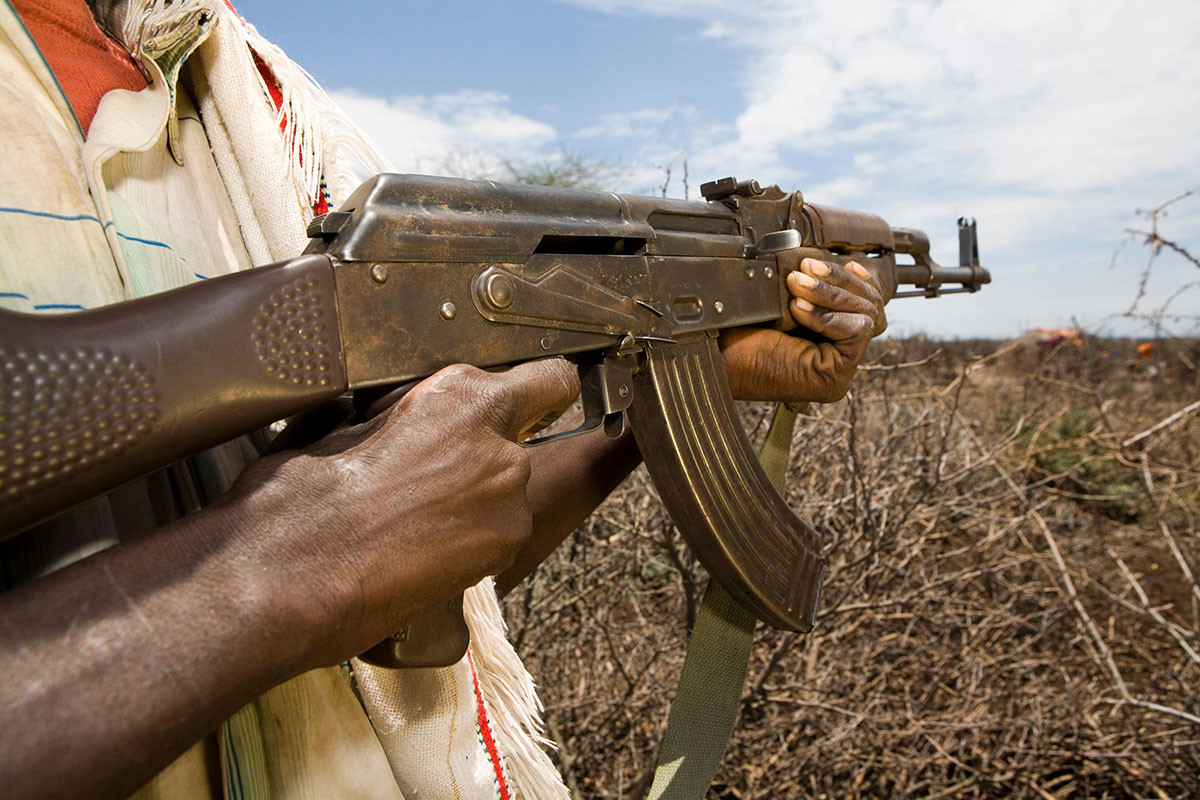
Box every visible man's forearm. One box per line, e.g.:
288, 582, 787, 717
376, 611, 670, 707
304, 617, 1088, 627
0, 497, 310, 800
498, 424, 641, 596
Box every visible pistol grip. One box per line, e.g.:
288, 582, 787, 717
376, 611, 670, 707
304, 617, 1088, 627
628, 334, 824, 631
357, 594, 471, 669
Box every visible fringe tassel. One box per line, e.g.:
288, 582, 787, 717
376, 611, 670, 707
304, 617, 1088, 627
210, 3, 391, 207
466, 579, 571, 800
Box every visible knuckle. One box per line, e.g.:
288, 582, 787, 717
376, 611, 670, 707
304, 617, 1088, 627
811, 306, 834, 326
409, 364, 485, 408
862, 282, 883, 305
496, 441, 532, 487
846, 293, 875, 316
436, 362, 485, 386
474, 379, 522, 433
480, 375, 516, 412
533, 358, 580, 404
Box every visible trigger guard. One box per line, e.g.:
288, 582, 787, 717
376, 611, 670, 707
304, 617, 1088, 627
521, 353, 634, 446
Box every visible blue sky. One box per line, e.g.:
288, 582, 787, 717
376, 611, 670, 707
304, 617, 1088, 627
241, 0, 1199, 339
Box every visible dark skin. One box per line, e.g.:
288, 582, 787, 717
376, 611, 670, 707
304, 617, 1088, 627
0, 258, 885, 799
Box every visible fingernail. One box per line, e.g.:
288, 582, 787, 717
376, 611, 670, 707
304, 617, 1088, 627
807, 260, 830, 277
850, 262, 870, 280
793, 272, 818, 288
793, 297, 814, 312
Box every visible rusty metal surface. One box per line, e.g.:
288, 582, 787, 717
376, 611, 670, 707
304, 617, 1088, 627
803, 203, 895, 252
629, 334, 824, 631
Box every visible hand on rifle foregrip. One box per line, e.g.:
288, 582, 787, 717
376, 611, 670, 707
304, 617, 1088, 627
720, 255, 889, 403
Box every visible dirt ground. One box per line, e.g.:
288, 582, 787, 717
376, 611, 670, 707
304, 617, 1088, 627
503, 335, 1200, 799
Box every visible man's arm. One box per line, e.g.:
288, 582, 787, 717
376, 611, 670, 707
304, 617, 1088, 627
0, 360, 578, 800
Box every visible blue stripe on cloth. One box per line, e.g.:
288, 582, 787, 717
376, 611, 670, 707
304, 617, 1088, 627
115, 232, 173, 250
193, 273, 209, 280
0, 206, 100, 223
225, 723, 245, 800
0, 291, 30, 300
0, 208, 180, 258
33, 303, 85, 310
178, 115, 202, 124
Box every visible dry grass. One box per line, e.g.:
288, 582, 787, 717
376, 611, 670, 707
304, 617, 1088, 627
504, 335, 1200, 799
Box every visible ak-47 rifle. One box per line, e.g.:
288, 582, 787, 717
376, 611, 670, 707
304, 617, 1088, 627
0, 174, 988, 663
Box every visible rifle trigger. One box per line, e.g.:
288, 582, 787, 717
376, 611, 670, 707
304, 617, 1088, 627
520, 354, 634, 447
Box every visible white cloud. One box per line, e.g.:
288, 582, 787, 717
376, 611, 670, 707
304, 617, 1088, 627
551, 0, 1200, 335
327, 89, 557, 176
573, 108, 677, 141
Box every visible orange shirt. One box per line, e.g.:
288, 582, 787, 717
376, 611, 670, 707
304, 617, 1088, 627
11, 0, 148, 135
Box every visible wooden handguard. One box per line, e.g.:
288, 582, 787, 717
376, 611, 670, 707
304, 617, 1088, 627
0, 254, 347, 536
629, 334, 824, 631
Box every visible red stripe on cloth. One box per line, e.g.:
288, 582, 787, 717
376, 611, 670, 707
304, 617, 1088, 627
250, 49, 287, 139
467, 648, 511, 800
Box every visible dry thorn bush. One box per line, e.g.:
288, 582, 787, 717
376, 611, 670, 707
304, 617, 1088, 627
502, 192, 1199, 798
504, 335, 1200, 799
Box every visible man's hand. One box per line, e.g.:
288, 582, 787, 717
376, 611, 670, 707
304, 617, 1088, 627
720, 255, 889, 403
228, 358, 580, 668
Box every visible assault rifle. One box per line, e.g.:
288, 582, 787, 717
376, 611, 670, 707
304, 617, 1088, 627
0, 174, 988, 663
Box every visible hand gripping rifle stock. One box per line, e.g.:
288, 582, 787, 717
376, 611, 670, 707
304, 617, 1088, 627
0, 174, 990, 665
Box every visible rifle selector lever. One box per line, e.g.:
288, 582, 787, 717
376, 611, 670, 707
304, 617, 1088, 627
745, 229, 800, 259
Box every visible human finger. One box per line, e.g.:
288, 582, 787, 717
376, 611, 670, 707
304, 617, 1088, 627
478, 359, 581, 441
798, 258, 884, 308
788, 270, 879, 318
790, 297, 875, 354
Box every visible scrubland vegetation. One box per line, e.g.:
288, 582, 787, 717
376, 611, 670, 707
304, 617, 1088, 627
506, 334, 1200, 799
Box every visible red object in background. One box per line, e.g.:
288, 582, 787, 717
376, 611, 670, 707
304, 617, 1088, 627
1032, 327, 1084, 349
12, 0, 148, 136
1138, 342, 1155, 359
